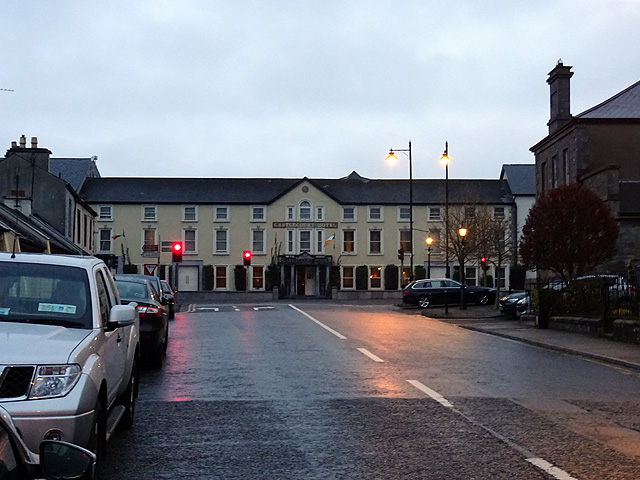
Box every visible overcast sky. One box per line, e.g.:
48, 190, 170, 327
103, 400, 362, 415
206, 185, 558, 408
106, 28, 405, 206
1, 1, 638, 181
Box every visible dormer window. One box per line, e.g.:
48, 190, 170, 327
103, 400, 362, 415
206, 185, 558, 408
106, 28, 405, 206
299, 201, 311, 220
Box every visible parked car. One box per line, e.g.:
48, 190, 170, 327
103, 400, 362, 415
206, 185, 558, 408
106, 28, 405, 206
402, 278, 495, 308
117, 273, 171, 310
499, 291, 529, 317
0, 405, 96, 479
115, 275, 169, 367
0, 253, 139, 462
160, 280, 176, 319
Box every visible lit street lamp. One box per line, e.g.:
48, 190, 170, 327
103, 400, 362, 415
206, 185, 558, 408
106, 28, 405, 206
440, 142, 450, 314
426, 236, 433, 278
459, 227, 467, 310
386, 141, 413, 282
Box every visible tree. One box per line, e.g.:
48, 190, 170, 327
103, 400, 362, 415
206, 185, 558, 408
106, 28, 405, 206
519, 183, 619, 282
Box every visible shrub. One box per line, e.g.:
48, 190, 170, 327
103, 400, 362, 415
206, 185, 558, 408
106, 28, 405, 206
384, 265, 399, 290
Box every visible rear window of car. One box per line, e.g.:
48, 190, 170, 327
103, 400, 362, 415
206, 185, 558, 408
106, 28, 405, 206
0, 262, 92, 328
116, 281, 149, 301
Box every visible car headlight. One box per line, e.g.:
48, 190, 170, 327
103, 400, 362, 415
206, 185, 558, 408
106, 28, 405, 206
516, 297, 528, 305
30, 365, 82, 399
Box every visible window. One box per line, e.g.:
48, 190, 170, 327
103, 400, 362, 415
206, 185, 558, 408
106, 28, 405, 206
369, 230, 382, 254
342, 266, 354, 289
551, 154, 558, 187
562, 149, 569, 184
495, 267, 505, 288
369, 266, 382, 289
464, 207, 475, 219
286, 206, 295, 221
342, 206, 356, 221
143, 229, 156, 246
215, 229, 228, 254
184, 229, 197, 253
183, 205, 197, 221
316, 206, 324, 221
214, 206, 229, 222
251, 206, 266, 222
400, 230, 411, 253
368, 206, 382, 221
343, 230, 355, 253
98, 205, 112, 221
252, 266, 264, 290
99, 229, 112, 252
316, 230, 324, 253
252, 229, 265, 253
299, 230, 311, 252
287, 230, 295, 254
142, 205, 157, 221
493, 207, 505, 220
215, 266, 227, 289
299, 201, 311, 220
399, 206, 410, 221
428, 207, 441, 221
465, 267, 477, 286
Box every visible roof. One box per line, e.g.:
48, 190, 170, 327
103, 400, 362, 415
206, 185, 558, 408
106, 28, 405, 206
80, 174, 515, 206
499, 164, 536, 196
577, 80, 640, 119
50, 158, 101, 191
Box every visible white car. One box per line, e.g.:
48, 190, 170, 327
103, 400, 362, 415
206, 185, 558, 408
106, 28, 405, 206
0, 253, 140, 461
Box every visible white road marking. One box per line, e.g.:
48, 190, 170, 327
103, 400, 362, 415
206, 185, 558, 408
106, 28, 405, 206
288, 304, 347, 339
198, 307, 219, 311
357, 348, 384, 362
407, 380, 579, 479
406, 380, 454, 408
253, 306, 275, 310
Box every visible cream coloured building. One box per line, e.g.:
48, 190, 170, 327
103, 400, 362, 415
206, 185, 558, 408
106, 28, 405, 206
80, 170, 527, 296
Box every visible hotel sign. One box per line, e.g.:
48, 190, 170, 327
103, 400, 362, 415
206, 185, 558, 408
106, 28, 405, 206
272, 222, 338, 228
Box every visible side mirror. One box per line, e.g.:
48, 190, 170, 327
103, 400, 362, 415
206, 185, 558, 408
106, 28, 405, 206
40, 440, 96, 480
107, 303, 137, 330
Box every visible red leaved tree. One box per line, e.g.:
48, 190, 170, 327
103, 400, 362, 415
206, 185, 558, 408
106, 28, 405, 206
519, 183, 619, 282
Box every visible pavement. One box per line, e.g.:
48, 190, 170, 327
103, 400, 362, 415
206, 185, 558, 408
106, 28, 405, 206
419, 305, 640, 372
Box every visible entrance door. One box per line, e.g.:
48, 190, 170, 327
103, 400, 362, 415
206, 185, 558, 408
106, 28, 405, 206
296, 267, 306, 296
178, 265, 199, 292
305, 268, 315, 296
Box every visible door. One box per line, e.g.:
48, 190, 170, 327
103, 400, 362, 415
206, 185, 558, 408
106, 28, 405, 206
305, 268, 315, 296
178, 266, 199, 292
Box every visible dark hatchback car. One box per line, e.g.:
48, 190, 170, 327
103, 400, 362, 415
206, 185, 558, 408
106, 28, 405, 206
115, 275, 169, 367
403, 278, 495, 308
498, 291, 529, 317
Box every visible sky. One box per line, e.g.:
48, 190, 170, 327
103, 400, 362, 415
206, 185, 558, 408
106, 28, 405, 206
1, 1, 639, 181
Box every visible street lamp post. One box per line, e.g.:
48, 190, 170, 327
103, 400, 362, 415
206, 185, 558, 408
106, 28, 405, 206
440, 142, 450, 314
386, 141, 413, 282
426, 236, 433, 278
459, 227, 467, 310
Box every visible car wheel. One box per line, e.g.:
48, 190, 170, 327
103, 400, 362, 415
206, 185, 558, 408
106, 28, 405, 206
117, 357, 138, 431
477, 294, 490, 305
418, 295, 430, 308
88, 398, 106, 461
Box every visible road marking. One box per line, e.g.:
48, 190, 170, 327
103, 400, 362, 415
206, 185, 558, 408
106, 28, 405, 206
253, 306, 275, 311
187, 304, 195, 313
407, 380, 578, 479
406, 380, 454, 408
198, 307, 219, 311
358, 348, 384, 362
233, 305, 240, 311
289, 305, 347, 339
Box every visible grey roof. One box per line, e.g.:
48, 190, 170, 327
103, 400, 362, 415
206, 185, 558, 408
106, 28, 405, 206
50, 158, 100, 191
80, 173, 514, 206
499, 164, 536, 196
577, 80, 640, 119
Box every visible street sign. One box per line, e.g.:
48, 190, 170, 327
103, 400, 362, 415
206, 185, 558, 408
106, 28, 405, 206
143, 264, 158, 276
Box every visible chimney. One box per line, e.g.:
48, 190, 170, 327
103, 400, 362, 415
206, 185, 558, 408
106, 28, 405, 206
31, 136, 38, 148
547, 60, 573, 134
19, 135, 26, 148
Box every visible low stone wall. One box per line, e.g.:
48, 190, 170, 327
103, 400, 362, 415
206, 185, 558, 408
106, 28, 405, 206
548, 316, 601, 336
332, 289, 402, 301
612, 319, 640, 344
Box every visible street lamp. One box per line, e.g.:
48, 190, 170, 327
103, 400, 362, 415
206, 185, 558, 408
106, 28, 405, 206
426, 236, 433, 278
459, 227, 467, 310
440, 142, 450, 314
386, 141, 413, 282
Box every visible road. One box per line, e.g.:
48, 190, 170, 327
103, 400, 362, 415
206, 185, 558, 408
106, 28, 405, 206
97, 302, 640, 479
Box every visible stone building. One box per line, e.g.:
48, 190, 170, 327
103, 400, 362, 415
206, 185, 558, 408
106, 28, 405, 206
530, 62, 640, 278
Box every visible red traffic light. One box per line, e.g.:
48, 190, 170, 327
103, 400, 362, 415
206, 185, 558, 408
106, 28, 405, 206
172, 242, 183, 253
171, 242, 183, 262
243, 250, 252, 266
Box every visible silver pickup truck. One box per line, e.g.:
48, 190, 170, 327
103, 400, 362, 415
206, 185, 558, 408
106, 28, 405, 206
0, 253, 140, 461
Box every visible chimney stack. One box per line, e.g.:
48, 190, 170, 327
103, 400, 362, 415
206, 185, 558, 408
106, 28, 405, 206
19, 135, 26, 148
547, 60, 574, 134
31, 137, 38, 148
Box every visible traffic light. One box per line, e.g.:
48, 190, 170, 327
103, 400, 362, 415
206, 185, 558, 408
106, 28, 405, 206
480, 256, 487, 268
243, 250, 252, 266
171, 242, 183, 263
398, 247, 405, 261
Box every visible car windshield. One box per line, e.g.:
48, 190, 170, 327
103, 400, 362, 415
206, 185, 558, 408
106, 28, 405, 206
116, 280, 151, 302
0, 262, 91, 328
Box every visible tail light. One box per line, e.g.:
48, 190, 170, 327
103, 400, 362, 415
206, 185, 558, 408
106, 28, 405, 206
137, 305, 160, 315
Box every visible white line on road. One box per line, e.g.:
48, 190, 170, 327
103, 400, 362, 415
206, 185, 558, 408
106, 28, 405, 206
253, 306, 275, 310
357, 348, 384, 362
288, 305, 347, 339
198, 307, 219, 311
526, 458, 579, 480
406, 380, 454, 408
